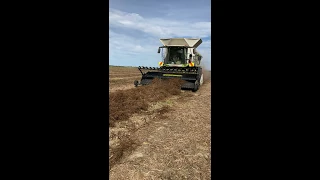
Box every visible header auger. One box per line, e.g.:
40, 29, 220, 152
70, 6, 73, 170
134, 38, 204, 92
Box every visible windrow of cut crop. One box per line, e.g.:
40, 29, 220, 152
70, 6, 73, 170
109, 78, 185, 127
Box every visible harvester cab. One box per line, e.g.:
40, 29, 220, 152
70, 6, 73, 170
134, 38, 204, 92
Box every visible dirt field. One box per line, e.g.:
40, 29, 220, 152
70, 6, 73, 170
109, 66, 211, 179
109, 66, 141, 93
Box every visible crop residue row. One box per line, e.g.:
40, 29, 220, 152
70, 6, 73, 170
109, 78, 185, 127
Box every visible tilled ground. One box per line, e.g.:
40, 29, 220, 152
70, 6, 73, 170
109, 66, 211, 179
109, 91, 211, 179
109, 66, 140, 93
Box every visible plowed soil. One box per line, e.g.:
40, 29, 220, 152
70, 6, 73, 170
109, 66, 211, 179
109, 66, 141, 93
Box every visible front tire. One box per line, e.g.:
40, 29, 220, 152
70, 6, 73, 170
192, 80, 199, 92
134, 80, 139, 87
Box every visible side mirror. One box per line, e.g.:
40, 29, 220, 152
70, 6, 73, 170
157, 47, 160, 53
189, 54, 192, 58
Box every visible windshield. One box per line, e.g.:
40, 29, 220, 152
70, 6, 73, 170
164, 47, 187, 65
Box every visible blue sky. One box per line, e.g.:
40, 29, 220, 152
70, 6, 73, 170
109, 0, 211, 70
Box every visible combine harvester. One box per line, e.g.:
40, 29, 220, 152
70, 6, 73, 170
134, 38, 204, 92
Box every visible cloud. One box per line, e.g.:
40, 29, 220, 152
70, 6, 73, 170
109, 8, 211, 38
109, 0, 211, 22
109, 8, 211, 69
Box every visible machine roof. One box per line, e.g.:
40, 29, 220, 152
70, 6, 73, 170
159, 38, 202, 48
